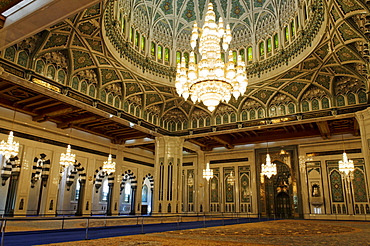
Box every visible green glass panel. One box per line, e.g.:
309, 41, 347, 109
274, 34, 279, 49
259, 42, 264, 57
135, 31, 139, 47
247, 47, 253, 61
130, 27, 134, 42
157, 45, 163, 60
36, 60, 45, 75
89, 85, 95, 97
348, 93, 356, 105
322, 98, 329, 108
184, 52, 189, 66
165, 48, 170, 62
232, 51, 237, 62
288, 103, 295, 113
57, 70, 66, 84
221, 52, 225, 62
337, 95, 345, 106
176, 51, 181, 64
312, 99, 319, 110
140, 36, 145, 50
302, 101, 309, 112
267, 38, 272, 53
114, 97, 120, 108
250, 110, 256, 119
108, 94, 114, 105
359, 91, 367, 103
47, 65, 56, 79
72, 77, 79, 90
81, 81, 88, 94
4, 47, 16, 62
17, 51, 28, 67
239, 49, 245, 61
242, 111, 247, 120
285, 26, 289, 42
291, 21, 295, 37
151, 42, 155, 57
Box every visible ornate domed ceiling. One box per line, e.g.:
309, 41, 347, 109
118, 0, 297, 50
0, 0, 369, 144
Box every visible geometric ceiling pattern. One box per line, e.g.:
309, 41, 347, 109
0, 0, 369, 150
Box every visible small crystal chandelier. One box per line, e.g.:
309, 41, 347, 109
339, 151, 354, 176
0, 131, 19, 160
59, 145, 75, 168
203, 162, 213, 181
175, 3, 248, 112
227, 171, 235, 185
102, 154, 116, 175
261, 142, 277, 179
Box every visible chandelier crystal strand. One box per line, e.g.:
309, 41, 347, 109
175, 3, 248, 111
102, 154, 116, 175
59, 144, 76, 168
0, 131, 19, 160
203, 162, 213, 181
261, 153, 277, 179
338, 151, 354, 176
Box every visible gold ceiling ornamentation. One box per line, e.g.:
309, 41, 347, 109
175, 3, 248, 112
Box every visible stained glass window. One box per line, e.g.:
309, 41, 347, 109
267, 38, 272, 53
247, 47, 253, 61
151, 42, 155, 57
274, 34, 279, 49
140, 36, 145, 51
164, 47, 170, 62
157, 45, 163, 60
259, 42, 264, 57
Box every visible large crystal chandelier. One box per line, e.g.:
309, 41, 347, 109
59, 145, 75, 168
102, 154, 116, 175
338, 151, 354, 176
0, 131, 19, 160
175, 3, 248, 112
203, 162, 213, 181
261, 153, 277, 179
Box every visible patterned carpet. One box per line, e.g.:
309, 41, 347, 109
39, 220, 370, 246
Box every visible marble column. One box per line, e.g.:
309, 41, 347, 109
154, 136, 184, 213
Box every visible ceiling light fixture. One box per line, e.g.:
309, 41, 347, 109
338, 135, 354, 176
0, 109, 19, 160
59, 129, 75, 169
175, 3, 248, 112
203, 162, 213, 181
261, 142, 277, 179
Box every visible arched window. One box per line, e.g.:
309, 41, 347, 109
157, 45, 163, 61
81, 81, 87, 94
250, 110, 256, 119
72, 77, 79, 90
230, 112, 236, 122
358, 91, 367, 103
114, 97, 120, 108
140, 36, 146, 51
183, 52, 189, 66
312, 99, 319, 110
216, 115, 222, 125
57, 70, 66, 84
241, 111, 248, 120
177, 122, 182, 130
274, 34, 279, 49
267, 38, 272, 54
288, 103, 295, 113
36, 60, 45, 75
165, 48, 170, 63
239, 49, 245, 61
284, 26, 289, 42
47, 65, 56, 79
259, 42, 265, 58
337, 95, 345, 106
279, 105, 286, 115
123, 101, 129, 112
176, 51, 181, 64
223, 114, 229, 123
135, 31, 139, 47
322, 97, 330, 109
4, 46, 16, 61
101, 90, 107, 102
290, 21, 295, 37
192, 119, 197, 128
135, 106, 141, 117
199, 118, 204, 127
108, 93, 114, 105
232, 50, 237, 62
347, 93, 356, 105
89, 84, 96, 97
257, 108, 264, 118
206, 117, 211, 126
130, 27, 134, 43
151, 42, 156, 57
17, 51, 28, 67
270, 106, 277, 117
302, 101, 309, 112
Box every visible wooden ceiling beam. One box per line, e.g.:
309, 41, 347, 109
316, 121, 331, 139
211, 136, 234, 149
